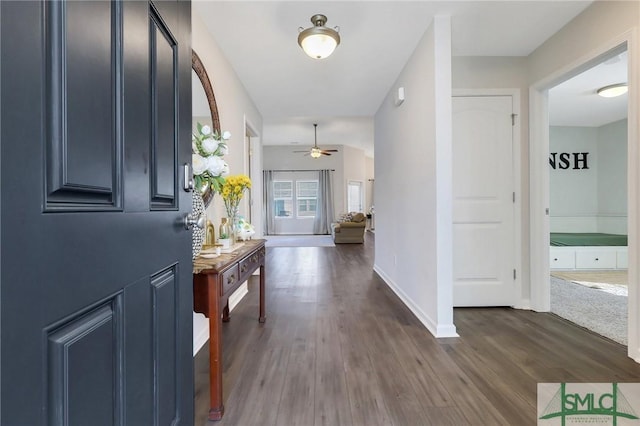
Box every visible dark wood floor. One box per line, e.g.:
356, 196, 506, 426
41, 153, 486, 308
194, 232, 640, 425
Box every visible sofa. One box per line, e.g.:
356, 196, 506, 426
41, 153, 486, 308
332, 212, 366, 244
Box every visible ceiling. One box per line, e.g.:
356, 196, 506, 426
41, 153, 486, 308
193, 1, 599, 156
549, 50, 628, 127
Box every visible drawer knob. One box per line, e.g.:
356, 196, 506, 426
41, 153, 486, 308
595, 258, 599, 261
554, 258, 558, 261
227, 274, 235, 285
241, 264, 247, 273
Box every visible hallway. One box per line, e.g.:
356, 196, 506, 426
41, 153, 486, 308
195, 233, 640, 425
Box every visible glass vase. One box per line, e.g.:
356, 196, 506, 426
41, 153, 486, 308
228, 207, 239, 246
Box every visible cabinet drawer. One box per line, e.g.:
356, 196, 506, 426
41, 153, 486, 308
221, 265, 240, 295
550, 250, 575, 269
575, 251, 616, 269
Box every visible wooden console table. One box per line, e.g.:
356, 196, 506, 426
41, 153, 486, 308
193, 239, 266, 421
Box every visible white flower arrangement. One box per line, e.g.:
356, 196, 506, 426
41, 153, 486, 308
192, 123, 230, 194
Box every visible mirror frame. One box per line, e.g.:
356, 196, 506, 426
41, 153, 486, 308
192, 49, 220, 134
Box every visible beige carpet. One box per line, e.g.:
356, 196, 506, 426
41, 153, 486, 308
551, 270, 627, 285
551, 270, 628, 296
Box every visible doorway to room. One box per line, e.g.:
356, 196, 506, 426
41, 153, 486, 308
547, 49, 628, 345
529, 37, 639, 359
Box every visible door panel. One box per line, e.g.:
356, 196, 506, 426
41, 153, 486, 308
452, 96, 515, 306
1, 1, 193, 425
47, 299, 122, 426
150, 8, 178, 209
45, 0, 122, 210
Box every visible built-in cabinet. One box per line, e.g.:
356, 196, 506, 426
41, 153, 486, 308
550, 246, 628, 270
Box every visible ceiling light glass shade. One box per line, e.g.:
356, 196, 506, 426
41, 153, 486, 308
597, 83, 628, 98
310, 147, 322, 158
298, 14, 340, 59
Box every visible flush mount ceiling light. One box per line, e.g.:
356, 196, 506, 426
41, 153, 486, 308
298, 14, 340, 59
597, 83, 628, 98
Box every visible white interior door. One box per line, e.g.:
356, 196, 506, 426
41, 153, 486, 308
453, 96, 515, 306
348, 180, 363, 212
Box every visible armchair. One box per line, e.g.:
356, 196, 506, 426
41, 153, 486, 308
332, 212, 366, 244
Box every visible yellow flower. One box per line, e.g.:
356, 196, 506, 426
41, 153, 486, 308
220, 174, 252, 218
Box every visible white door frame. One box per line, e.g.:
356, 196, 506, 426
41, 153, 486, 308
529, 30, 640, 361
244, 115, 262, 235
452, 89, 523, 308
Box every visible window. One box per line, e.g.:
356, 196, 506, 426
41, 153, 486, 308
296, 180, 318, 218
273, 181, 293, 217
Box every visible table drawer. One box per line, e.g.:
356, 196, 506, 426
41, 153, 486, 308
221, 265, 240, 295
239, 249, 264, 282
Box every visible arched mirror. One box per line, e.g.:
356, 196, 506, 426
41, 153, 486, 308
192, 50, 220, 206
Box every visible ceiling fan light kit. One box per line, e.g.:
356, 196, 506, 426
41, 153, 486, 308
597, 83, 628, 98
293, 123, 339, 158
298, 14, 340, 59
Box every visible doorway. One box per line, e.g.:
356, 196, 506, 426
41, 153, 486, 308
547, 50, 628, 345
347, 180, 364, 213
529, 38, 639, 360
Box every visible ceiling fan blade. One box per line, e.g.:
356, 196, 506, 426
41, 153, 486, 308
321, 152, 332, 156
320, 149, 339, 153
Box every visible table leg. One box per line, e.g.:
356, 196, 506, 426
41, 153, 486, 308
259, 264, 266, 323
208, 275, 224, 421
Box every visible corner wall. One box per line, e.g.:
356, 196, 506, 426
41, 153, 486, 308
374, 16, 456, 337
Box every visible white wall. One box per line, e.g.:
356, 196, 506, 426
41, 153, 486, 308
549, 121, 628, 233
192, 14, 264, 355
598, 119, 628, 233
527, 2, 639, 86
374, 16, 456, 337
192, 14, 263, 235
549, 126, 599, 229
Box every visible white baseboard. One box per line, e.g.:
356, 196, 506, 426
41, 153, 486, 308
228, 281, 249, 312
193, 313, 209, 356
192, 281, 249, 356
373, 264, 458, 338
513, 298, 531, 310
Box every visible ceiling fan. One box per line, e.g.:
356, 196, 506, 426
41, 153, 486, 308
294, 123, 338, 158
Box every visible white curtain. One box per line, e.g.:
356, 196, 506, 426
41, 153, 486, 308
313, 169, 334, 234
263, 170, 275, 235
